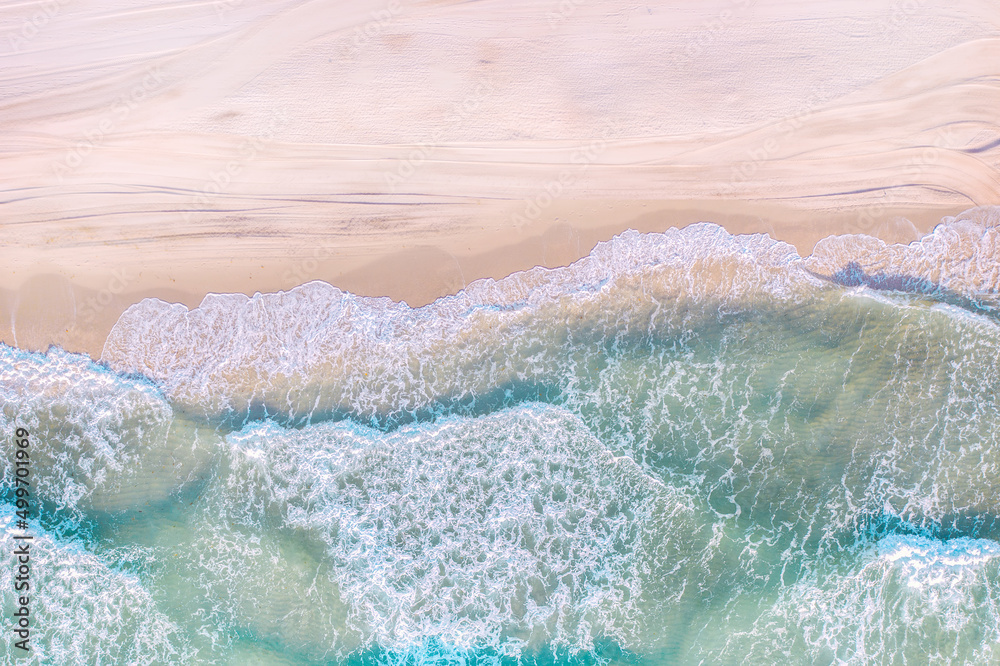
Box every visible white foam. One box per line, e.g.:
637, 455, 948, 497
219, 403, 702, 657
0, 345, 214, 514
100, 223, 808, 419
807, 206, 1000, 299
0, 508, 187, 663
99, 210, 1000, 424
879, 535, 1000, 591
13, 209, 1000, 662
716, 535, 1000, 664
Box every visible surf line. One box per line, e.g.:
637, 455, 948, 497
11, 426, 33, 653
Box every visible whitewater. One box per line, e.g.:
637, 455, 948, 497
2, 207, 999, 664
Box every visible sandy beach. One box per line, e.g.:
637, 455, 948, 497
5, 3, 1000, 661
1, 0, 998, 359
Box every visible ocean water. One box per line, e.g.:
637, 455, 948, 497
2, 209, 1000, 664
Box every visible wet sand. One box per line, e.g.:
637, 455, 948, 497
0, 199, 969, 359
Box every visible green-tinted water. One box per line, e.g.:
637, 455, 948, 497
3, 224, 999, 664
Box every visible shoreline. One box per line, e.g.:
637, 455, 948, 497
0, 198, 970, 361
3, 1, 998, 362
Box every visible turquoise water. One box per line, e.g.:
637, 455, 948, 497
2, 218, 1000, 664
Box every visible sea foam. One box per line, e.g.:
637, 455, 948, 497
100, 210, 1000, 427
0, 508, 188, 664
100, 223, 810, 422
0, 346, 215, 515
5, 209, 999, 663
213, 404, 704, 658
717, 535, 1000, 665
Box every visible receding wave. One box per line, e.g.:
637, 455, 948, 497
101, 209, 1000, 428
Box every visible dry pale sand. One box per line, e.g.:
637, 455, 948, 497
1, 0, 998, 359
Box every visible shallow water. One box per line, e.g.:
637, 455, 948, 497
3, 213, 1000, 664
